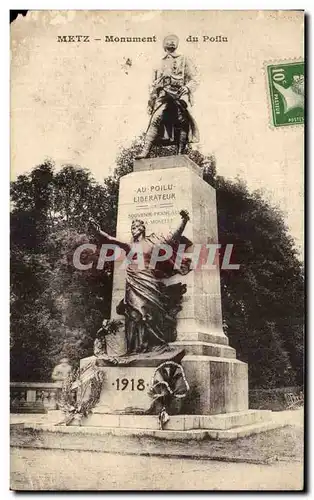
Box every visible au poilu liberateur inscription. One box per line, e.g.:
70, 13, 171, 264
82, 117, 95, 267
130, 182, 177, 226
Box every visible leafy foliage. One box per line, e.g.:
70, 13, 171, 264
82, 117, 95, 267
10, 144, 304, 388
10, 161, 113, 380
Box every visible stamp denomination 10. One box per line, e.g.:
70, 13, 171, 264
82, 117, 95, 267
267, 61, 304, 127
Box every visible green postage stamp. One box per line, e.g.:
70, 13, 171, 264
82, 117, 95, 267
267, 61, 304, 127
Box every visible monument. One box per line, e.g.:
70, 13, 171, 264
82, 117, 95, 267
65, 35, 274, 435
77, 152, 248, 419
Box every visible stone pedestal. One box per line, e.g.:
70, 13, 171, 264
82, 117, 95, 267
80, 349, 185, 415
182, 356, 248, 415
111, 155, 228, 349
87, 155, 248, 417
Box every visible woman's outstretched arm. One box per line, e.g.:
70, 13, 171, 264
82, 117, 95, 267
89, 219, 131, 253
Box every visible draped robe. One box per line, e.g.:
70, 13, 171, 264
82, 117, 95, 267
116, 233, 191, 354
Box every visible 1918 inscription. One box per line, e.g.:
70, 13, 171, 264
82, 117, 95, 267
113, 378, 147, 391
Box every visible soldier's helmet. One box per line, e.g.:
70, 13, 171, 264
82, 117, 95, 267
163, 34, 179, 51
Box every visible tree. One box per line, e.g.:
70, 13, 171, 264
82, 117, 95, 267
10, 161, 113, 380
213, 176, 304, 387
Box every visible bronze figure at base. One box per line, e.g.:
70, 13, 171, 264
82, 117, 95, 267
89, 210, 192, 356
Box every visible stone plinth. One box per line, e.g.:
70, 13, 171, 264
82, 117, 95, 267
111, 155, 227, 347
134, 155, 203, 177
91, 155, 249, 416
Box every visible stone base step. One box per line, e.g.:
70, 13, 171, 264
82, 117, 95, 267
11, 415, 287, 455
82, 410, 271, 430
170, 341, 236, 358
206, 420, 288, 441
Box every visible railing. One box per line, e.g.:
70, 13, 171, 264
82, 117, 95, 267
11, 382, 304, 414
249, 386, 304, 411
10, 382, 63, 413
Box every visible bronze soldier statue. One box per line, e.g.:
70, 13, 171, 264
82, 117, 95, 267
137, 34, 199, 159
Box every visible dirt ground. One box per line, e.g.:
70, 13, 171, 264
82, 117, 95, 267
11, 447, 303, 491
10, 408, 304, 491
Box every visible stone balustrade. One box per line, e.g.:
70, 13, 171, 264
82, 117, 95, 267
10, 382, 63, 413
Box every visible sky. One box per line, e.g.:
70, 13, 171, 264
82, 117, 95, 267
11, 10, 304, 254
